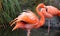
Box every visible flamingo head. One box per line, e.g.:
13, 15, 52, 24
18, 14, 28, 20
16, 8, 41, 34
37, 3, 45, 8
36, 3, 46, 13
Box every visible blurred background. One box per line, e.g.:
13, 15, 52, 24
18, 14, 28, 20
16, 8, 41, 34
0, 0, 60, 36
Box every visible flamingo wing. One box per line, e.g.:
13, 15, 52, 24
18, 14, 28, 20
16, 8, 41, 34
9, 10, 39, 29
12, 22, 25, 31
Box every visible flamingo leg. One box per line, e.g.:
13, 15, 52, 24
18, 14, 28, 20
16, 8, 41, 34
48, 19, 51, 36
27, 29, 31, 36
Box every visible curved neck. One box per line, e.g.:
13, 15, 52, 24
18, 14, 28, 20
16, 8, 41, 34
35, 6, 45, 28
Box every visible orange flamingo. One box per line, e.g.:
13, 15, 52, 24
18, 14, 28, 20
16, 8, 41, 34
36, 3, 60, 36
9, 8, 45, 36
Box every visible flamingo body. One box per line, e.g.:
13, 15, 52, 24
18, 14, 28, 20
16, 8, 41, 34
9, 9, 45, 30
37, 3, 60, 18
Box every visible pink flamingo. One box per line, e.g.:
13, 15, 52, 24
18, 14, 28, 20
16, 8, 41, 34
9, 8, 45, 36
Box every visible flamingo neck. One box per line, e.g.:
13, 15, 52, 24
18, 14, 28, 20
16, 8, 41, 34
35, 7, 45, 28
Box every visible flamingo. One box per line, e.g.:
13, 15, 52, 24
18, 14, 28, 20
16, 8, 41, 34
9, 8, 45, 36
36, 3, 60, 36
37, 3, 60, 18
